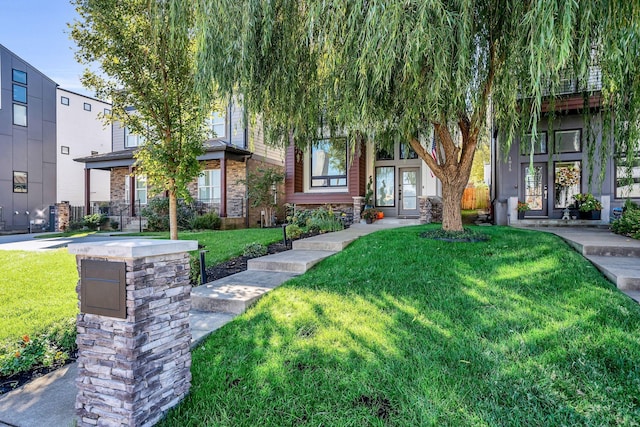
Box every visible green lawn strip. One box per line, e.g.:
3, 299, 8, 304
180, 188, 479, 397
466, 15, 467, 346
160, 225, 640, 426
122, 228, 283, 267
33, 231, 98, 239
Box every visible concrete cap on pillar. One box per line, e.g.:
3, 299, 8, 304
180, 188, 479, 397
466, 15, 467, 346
68, 239, 198, 258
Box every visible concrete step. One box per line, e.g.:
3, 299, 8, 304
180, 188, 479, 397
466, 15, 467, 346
581, 245, 640, 258
192, 271, 299, 314
586, 255, 640, 290
292, 232, 361, 251
247, 250, 336, 273
189, 310, 235, 346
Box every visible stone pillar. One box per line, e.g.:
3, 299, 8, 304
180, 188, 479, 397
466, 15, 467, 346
427, 196, 443, 223
418, 196, 432, 224
56, 202, 70, 232
68, 239, 197, 427
353, 196, 365, 222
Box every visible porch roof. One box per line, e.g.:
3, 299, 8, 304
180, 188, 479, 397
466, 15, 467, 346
74, 140, 252, 170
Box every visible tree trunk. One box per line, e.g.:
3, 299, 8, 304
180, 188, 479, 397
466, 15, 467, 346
169, 190, 179, 240
441, 179, 465, 231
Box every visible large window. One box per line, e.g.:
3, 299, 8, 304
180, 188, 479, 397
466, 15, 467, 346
311, 138, 347, 187
555, 129, 581, 153
554, 161, 581, 208
12, 69, 27, 127
13, 104, 27, 127
375, 167, 395, 207
198, 169, 221, 203
13, 84, 27, 103
615, 155, 640, 199
13, 171, 28, 193
400, 142, 419, 159
520, 132, 548, 155
207, 112, 226, 138
125, 175, 147, 204
124, 127, 145, 148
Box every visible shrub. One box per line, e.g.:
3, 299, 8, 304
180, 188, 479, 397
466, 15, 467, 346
82, 213, 107, 230
189, 254, 201, 285
611, 207, 640, 239
243, 242, 268, 258
68, 220, 83, 231
306, 207, 344, 232
191, 212, 221, 230
286, 224, 303, 240
142, 197, 195, 232
110, 220, 120, 231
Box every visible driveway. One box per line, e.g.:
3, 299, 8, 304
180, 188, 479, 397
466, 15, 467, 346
0, 233, 156, 251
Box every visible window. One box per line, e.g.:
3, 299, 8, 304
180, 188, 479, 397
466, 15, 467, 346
13, 171, 28, 193
376, 147, 394, 161
615, 154, 640, 199
400, 142, 419, 159
61, 146, 70, 155
13, 104, 27, 126
13, 85, 27, 103
554, 161, 581, 208
375, 166, 395, 207
125, 175, 147, 204
520, 132, 548, 155
207, 112, 226, 138
91, 151, 98, 155
12, 69, 27, 84
61, 96, 70, 106
83, 102, 92, 111
311, 138, 347, 187
198, 170, 221, 203
555, 129, 581, 153
124, 127, 145, 148
104, 108, 111, 115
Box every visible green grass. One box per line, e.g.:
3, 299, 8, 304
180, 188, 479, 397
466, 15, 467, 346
160, 225, 640, 426
0, 250, 78, 341
33, 230, 98, 239
123, 228, 283, 267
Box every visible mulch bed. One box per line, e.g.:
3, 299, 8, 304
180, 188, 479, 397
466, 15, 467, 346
1, 357, 76, 395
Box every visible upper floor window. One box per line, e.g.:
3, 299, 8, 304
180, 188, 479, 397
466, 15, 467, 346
615, 154, 640, 199
198, 169, 221, 203
124, 127, 145, 148
61, 96, 70, 106
13, 171, 28, 193
12, 69, 27, 84
61, 146, 70, 155
207, 111, 226, 138
13, 104, 27, 127
13, 85, 27, 103
400, 142, 419, 159
84, 102, 92, 111
104, 108, 111, 115
555, 129, 581, 153
520, 132, 548, 155
311, 138, 347, 187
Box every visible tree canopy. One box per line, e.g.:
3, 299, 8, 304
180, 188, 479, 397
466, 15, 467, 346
195, 0, 640, 230
71, 0, 216, 239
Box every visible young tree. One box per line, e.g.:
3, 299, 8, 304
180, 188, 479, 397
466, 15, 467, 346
71, 0, 215, 239
194, 1, 640, 231
243, 168, 286, 228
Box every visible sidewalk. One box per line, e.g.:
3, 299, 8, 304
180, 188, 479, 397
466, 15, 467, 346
0, 219, 417, 427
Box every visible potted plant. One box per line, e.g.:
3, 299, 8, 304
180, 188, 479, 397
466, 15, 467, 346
516, 201, 529, 219
573, 193, 602, 220
362, 208, 379, 224
363, 176, 374, 209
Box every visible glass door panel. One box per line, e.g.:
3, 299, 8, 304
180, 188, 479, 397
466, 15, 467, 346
522, 163, 548, 216
399, 168, 420, 216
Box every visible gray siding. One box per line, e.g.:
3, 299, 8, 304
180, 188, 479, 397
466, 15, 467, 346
112, 121, 126, 151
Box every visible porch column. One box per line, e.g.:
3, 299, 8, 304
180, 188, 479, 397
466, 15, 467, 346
129, 166, 136, 217
84, 168, 91, 215
220, 158, 227, 217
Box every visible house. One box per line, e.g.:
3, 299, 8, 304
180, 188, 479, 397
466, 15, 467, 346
74, 100, 285, 229
285, 136, 441, 221
492, 69, 640, 225
0, 43, 57, 232
56, 88, 111, 206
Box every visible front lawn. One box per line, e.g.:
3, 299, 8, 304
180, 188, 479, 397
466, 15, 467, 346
123, 228, 283, 267
161, 225, 640, 426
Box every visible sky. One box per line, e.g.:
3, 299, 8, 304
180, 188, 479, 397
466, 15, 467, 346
0, 1, 90, 95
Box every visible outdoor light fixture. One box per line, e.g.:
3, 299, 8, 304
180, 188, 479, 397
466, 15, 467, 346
25, 211, 29, 215
14, 211, 19, 215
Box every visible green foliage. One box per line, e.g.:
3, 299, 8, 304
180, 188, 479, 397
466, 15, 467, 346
71, 0, 218, 239
242, 167, 285, 227
189, 254, 201, 285
286, 205, 312, 228
611, 206, 640, 239
242, 242, 268, 258
361, 208, 379, 221
285, 224, 303, 240
160, 226, 640, 425
110, 220, 120, 230
82, 213, 107, 230
194, 0, 640, 231
191, 212, 221, 230
142, 197, 195, 232
306, 207, 344, 233
363, 176, 374, 207
573, 193, 603, 212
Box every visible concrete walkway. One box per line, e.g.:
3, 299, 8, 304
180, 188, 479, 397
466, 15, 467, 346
0, 219, 417, 427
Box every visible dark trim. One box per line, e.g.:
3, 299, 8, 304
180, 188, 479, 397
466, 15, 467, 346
85, 169, 91, 215
220, 158, 227, 217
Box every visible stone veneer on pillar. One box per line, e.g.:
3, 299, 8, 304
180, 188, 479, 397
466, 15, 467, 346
68, 239, 197, 427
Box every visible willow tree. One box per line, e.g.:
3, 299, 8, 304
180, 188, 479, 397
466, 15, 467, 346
194, 1, 640, 231
71, 0, 214, 240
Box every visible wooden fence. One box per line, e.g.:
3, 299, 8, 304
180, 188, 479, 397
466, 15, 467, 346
461, 186, 490, 210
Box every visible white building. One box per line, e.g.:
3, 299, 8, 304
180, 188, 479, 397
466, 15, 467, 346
56, 88, 111, 206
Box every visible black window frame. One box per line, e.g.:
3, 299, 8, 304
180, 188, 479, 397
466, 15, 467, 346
61, 96, 70, 106
61, 146, 70, 155
84, 102, 92, 111
520, 131, 548, 155
12, 69, 27, 84
614, 152, 640, 199
12, 84, 27, 103
310, 138, 348, 188
554, 129, 582, 153
13, 104, 27, 127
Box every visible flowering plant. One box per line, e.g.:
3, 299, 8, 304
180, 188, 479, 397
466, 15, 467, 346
573, 193, 602, 212
555, 165, 581, 187
517, 201, 530, 212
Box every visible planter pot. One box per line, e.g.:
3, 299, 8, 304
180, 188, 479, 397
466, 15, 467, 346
517, 211, 525, 220
365, 218, 373, 224
578, 210, 601, 220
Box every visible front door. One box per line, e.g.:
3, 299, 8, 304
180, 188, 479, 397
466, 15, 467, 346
399, 168, 420, 217
522, 163, 548, 217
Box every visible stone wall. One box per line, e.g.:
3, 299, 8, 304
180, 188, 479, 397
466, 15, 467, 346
56, 202, 70, 232
72, 241, 193, 427
428, 196, 443, 223
418, 196, 431, 224
227, 160, 247, 218
110, 167, 129, 204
